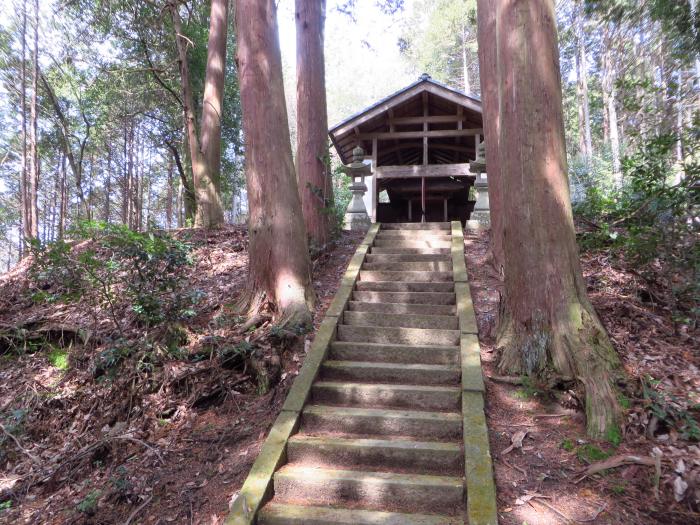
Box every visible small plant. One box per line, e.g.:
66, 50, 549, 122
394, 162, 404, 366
642, 378, 700, 441
0, 500, 11, 511
577, 444, 611, 464
612, 483, 627, 494
110, 466, 130, 496
47, 347, 69, 370
76, 489, 101, 515
217, 341, 254, 369
560, 439, 575, 452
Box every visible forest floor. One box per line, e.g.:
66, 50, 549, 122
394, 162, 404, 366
464, 228, 700, 525
0, 225, 698, 524
0, 226, 364, 524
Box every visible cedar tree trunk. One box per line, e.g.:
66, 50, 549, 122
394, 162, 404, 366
494, 0, 623, 440
201, 0, 228, 195
574, 0, 592, 160
169, 2, 224, 229
236, 0, 316, 326
476, 0, 504, 274
295, 0, 333, 249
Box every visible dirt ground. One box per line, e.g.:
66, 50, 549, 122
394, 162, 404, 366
463, 228, 700, 525
1, 225, 698, 524
0, 227, 364, 524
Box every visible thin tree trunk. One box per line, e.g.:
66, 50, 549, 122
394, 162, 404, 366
236, 0, 315, 326
166, 152, 174, 229
41, 73, 91, 219
166, 139, 196, 223
169, 2, 224, 229
58, 153, 66, 238
104, 147, 111, 223
295, 0, 333, 249
494, 0, 622, 440
461, 25, 471, 93
476, 0, 504, 275
27, 0, 39, 243
121, 120, 130, 225
602, 25, 622, 181
574, 0, 592, 161
19, 0, 27, 256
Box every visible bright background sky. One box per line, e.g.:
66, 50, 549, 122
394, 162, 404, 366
277, 0, 421, 126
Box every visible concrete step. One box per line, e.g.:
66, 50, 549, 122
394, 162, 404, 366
373, 239, 452, 249
365, 253, 451, 263
352, 290, 455, 305
273, 465, 464, 514
381, 222, 451, 230
355, 281, 454, 293
287, 434, 462, 474
301, 405, 462, 439
320, 360, 461, 385
311, 381, 461, 410
338, 325, 460, 346
359, 270, 453, 282
376, 231, 452, 240
361, 261, 452, 272
370, 247, 450, 255
343, 311, 458, 330
329, 341, 460, 365
347, 301, 456, 316
258, 503, 464, 525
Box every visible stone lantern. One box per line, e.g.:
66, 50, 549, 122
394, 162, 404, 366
340, 146, 372, 231
469, 141, 490, 226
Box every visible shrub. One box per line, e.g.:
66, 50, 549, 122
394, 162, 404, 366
30, 221, 198, 332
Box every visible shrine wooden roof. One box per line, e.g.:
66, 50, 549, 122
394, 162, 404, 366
329, 74, 483, 166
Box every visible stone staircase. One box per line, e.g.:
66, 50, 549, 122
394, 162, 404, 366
256, 222, 469, 524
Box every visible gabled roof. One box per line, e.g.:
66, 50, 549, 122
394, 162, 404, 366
329, 74, 483, 165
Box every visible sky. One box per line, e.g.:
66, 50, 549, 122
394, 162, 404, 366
276, 0, 420, 126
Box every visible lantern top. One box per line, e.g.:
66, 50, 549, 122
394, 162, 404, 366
470, 141, 487, 173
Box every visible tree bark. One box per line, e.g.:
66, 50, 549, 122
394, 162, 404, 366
169, 2, 225, 229
19, 0, 27, 256
200, 0, 228, 194
602, 25, 621, 181
104, 147, 112, 223
27, 0, 39, 243
165, 139, 196, 223
295, 0, 333, 249
461, 25, 471, 94
493, 0, 622, 440
41, 73, 91, 219
236, 0, 315, 326
574, 0, 592, 161
476, 0, 504, 275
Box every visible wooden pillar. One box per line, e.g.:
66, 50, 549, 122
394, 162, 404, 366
421, 177, 426, 223
444, 198, 448, 222
408, 199, 412, 222
371, 137, 378, 222
422, 92, 429, 166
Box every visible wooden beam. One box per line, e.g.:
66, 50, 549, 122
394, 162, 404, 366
421, 177, 426, 222
376, 163, 472, 179
357, 128, 483, 140
378, 142, 473, 157
389, 115, 467, 125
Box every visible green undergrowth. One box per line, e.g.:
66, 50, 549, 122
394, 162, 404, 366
47, 347, 69, 370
